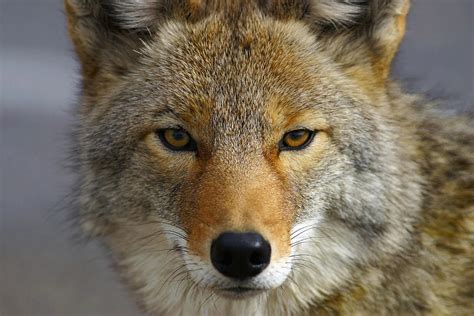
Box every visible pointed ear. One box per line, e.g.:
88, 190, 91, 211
304, 0, 410, 95
64, 1, 166, 90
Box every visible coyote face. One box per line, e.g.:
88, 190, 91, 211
117, 17, 372, 296
66, 1, 473, 315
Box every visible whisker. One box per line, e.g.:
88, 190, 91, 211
290, 236, 329, 247
290, 224, 316, 238
198, 291, 215, 313
158, 264, 188, 294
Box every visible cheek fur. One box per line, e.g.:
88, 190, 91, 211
142, 132, 196, 176
278, 131, 332, 174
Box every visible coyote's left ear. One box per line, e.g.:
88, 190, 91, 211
300, 0, 410, 93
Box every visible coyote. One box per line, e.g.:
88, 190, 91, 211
65, 0, 473, 315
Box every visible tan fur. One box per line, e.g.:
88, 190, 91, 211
66, 1, 473, 315
180, 154, 293, 259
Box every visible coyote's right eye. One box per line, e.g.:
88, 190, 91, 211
156, 128, 197, 152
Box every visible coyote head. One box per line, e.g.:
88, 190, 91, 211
66, 0, 422, 314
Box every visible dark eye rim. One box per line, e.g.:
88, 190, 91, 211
156, 128, 197, 152
279, 129, 317, 151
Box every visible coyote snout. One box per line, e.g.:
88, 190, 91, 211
171, 154, 295, 297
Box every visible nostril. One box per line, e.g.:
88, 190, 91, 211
250, 249, 266, 266
211, 243, 231, 266
219, 250, 232, 266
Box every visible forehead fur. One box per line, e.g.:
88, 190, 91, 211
136, 13, 355, 126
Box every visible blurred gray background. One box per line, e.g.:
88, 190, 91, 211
1, 1, 473, 315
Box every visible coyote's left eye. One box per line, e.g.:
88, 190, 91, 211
156, 128, 197, 152
280, 129, 315, 151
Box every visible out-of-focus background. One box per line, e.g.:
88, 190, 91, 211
1, 0, 472, 315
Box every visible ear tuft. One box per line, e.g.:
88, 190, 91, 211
309, 0, 369, 29
102, 0, 162, 30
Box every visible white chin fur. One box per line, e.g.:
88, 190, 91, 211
183, 253, 292, 291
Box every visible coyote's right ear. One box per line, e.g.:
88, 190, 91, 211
65, 0, 168, 90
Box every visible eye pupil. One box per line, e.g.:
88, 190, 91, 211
289, 131, 305, 140
172, 130, 185, 140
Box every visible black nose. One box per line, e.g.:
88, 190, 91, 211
210, 232, 271, 280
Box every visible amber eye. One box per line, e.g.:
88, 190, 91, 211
280, 129, 315, 151
157, 128, 197, 151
